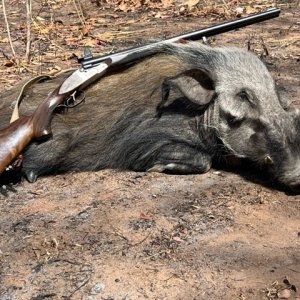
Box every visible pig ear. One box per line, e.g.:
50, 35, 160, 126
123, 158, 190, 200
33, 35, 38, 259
158, 68, 216, 111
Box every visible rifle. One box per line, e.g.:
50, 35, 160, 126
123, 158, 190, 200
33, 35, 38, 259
0, 7, 280, 176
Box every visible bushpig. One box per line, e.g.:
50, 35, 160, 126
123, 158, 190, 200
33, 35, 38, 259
0, 42, 299, 190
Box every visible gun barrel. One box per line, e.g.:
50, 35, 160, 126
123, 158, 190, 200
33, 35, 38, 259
80, 7, 280, 69
170, 7, 280, 41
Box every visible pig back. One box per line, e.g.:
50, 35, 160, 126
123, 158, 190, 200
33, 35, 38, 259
0, 53, 184, 133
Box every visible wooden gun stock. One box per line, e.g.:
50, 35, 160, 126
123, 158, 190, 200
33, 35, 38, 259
0, 62, 109, 176
0, 116, 33, 175
0, 86, 66, 175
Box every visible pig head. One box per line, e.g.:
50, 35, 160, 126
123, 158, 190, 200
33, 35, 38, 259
0, 42, 299, 190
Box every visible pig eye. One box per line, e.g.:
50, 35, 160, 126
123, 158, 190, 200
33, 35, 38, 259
238, 90, 253, 105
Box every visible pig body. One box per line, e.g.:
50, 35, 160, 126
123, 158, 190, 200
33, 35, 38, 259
0, 42, 299, 189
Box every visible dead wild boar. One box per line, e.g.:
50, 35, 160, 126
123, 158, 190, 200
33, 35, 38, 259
0, 42, 299, 190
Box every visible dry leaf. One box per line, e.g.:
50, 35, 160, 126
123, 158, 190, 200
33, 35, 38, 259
185, 0, 199, 8
278, 289, 291, 299
161, 0, 173, 8
173, 236, 185, 243
3, 61, 14, 67
82, 24, 92, 36
140, 211, 151, 220
82, 38, 100, 48
36, 16, 46, 22
0, 37, 9, 43
47, 65, 62, 75
118, 1, 130, 12
40, 27, 51, 35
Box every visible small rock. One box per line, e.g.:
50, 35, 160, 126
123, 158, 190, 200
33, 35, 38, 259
213, 171, 222, 176
89, 282, 105, 295
278, 289, 291, 299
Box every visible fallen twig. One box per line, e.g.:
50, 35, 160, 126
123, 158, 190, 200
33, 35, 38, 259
25, 0, 32, 63
112, 232, 152, 254
72, 0, 85, 26
2, 0, 16, 58
65, 275, 91, 299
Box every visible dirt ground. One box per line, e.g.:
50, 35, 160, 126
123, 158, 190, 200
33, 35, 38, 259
0, 1, 300, 299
